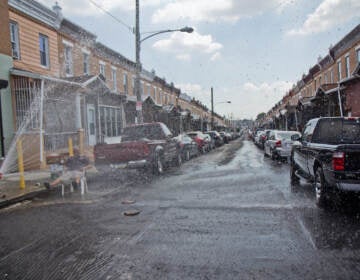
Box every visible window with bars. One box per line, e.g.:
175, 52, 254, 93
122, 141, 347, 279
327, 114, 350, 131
12, 76, 41, 129
9, 21, 20, 59
99, 106, 123, 137
39, 34, 49, 67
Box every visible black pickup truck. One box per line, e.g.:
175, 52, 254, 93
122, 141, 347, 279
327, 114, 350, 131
290, 117, 360, 207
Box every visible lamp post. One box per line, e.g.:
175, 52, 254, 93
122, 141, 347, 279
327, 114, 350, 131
135, 0, 193, 123
210, 87, 231, 130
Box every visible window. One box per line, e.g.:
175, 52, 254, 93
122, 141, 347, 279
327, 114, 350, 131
324, 73, 328, 84
112, 68, 117, 91
330, 69, 334, 83
99, 63, 105, 77
337, 61, 342, 81
9, 22, 20, 59
83, 53, 89, 74
345, 56, 350, 78
123, 73, 128, 94
64, 46, 73, 76
302, 120, 317, 142
132, 77, 135, 95
357, 49, 360, 63
39, 34, 49, 67
99, 106, 122, 137
12, 76, 41, 129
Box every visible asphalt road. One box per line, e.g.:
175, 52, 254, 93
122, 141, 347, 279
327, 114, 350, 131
1, 137, 360, 279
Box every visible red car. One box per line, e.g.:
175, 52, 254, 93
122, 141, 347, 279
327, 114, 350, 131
186, 131, 210, 153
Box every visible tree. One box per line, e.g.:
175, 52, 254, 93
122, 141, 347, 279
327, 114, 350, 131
256, 112, 266, 121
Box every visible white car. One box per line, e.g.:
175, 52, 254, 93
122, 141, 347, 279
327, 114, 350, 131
264, 130, 301, 160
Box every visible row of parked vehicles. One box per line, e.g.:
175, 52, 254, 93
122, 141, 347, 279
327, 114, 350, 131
251, 117, 360, 209
94, 122, 240, 175
251, 128, 301, 161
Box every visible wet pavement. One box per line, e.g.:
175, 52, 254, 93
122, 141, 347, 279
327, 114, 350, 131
1, 137, 360, 279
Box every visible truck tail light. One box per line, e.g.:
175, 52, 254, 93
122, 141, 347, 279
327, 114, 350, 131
275, 140, 282, 147
332, 152, 345, 171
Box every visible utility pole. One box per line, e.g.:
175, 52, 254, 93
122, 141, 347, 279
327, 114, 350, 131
135, 0, 143, 123
211, 87, 214, 130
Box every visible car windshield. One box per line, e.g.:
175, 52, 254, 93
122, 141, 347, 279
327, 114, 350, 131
2, 1, 360, 279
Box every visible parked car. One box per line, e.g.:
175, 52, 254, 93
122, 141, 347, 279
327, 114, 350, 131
203, 132, 216, 149
187, 131, 210, 153
264, 130, 301, 160
291, 117, 360, 208
254, 130, 266, 147
174, 133, 199, 161
205, 131, 224, 147
219, 131, 229, 144
258, 129, 275, 149
94, 122, 181, 175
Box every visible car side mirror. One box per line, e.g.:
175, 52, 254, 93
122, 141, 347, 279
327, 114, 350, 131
291, 134, 301, 141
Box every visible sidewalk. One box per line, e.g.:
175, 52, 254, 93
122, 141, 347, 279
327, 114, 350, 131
0, 171, 51, 208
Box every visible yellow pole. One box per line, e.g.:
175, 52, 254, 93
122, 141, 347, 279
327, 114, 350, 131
68, 137, 74, 157
16, 139, 25, 189
78, 129, 84, 156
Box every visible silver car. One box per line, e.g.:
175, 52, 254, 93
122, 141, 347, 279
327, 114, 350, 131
264, 130, 301, 160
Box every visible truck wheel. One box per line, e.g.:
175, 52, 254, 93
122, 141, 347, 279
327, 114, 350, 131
314, 167, 329, 208
290, 159, 300, 185
153, 154, 164, 175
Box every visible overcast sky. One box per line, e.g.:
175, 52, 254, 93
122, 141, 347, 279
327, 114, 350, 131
39, 0, 360, 119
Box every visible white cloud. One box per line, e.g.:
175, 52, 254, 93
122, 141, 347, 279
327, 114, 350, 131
210, 52, 222, 61
152, 31, 222, 61
176, 83, 208, 100
38, 0, 164, 16
152, 0, 296, 23
176, 81, 293, 119
287, 0, 360, 36
176, 54, 191, 61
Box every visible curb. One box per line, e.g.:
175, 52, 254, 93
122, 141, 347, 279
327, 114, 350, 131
0, 188, 49, 209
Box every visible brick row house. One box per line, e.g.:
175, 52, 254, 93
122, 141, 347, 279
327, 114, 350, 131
0, 0, 226, 170
265, 24, 360, 130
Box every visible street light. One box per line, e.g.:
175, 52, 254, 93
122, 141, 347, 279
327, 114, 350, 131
135, 0, 193, 123
211, 87, 231, 130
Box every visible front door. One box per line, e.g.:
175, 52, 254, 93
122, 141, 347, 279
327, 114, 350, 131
87, 105, 96, 146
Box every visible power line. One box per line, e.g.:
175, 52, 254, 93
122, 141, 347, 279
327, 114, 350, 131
88, 0, 134, 34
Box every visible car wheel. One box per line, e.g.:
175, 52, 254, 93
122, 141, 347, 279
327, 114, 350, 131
153, 154, 164, 175
175, 152, 182, 167
290, 159, 300, 185
186, 150, 190, 161
314, 167, 329, 208
270, 148, 276, 160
